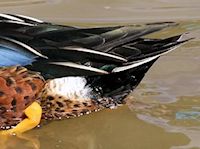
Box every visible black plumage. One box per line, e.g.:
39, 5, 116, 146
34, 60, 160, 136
0, 13, 190, 102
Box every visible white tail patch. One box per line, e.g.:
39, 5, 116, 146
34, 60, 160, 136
45, 77, 93, 102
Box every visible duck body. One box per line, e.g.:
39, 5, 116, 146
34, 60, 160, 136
0, 14, 190, 133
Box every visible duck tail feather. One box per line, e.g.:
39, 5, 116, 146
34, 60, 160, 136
87, 58, 158, 103
88, 34, 192, 103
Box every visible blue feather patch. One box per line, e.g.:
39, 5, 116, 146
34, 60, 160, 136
0, 46, 36, 66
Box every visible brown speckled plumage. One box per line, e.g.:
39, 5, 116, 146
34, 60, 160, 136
39, 80, 120, 120
40, 94, 103, 120
0, 66, 45, 129
0, 67, 118, 129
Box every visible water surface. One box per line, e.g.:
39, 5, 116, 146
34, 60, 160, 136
0, 0, 200, 149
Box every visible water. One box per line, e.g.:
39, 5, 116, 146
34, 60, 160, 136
0, 0, 200, 149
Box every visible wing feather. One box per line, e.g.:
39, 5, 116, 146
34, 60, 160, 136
0, 14, 190, 78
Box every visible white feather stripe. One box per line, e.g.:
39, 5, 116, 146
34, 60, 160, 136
112, 45, 180, 73
1, 37, 48, 59
112, 55, 159, 72
13, 14, 44, 23
0, 14, 24, 22
49, 62, 109, 74
63, 47, 127, 62
0, 20, 34, 26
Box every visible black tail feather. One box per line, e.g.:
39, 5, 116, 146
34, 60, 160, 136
87, 58, 158, 102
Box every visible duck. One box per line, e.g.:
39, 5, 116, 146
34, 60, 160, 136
0, 13, 191, 135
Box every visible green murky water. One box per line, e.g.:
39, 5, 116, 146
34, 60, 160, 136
0, 0, 200, 149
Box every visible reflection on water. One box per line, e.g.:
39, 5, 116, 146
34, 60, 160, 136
128, 96, 200, 148
0, 107, 190, 149
0, 0, 200, 149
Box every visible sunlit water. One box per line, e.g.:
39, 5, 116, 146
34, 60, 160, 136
0, 0, 200, 149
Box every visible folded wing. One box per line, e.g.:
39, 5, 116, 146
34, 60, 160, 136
0, 13, 190, 79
